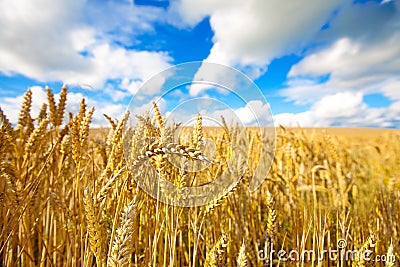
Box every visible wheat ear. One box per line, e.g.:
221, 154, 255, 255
83, 189, 107, 266
237, 240, 247, 267
46, 86, 58, 126
108, 197, 141, 267
17, 88, 33, 130
152, 101, 165, 129
204, 234, 229, 267
55, 84, 68, 127
24, 118, 49, 156
104, 114, 117, 129
265, 190, 277, 244
192, 113, 203, 150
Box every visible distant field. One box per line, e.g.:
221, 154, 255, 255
293, 127, 400, 137
91, 126, 400, 138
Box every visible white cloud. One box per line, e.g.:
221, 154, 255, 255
171, 0, 345, 77
0, 0, 90, 78
137, 68, 175, 96
275, 1, 400, 127
387, 101, 400, 119
273, 112, 313, 128
188, 65, 240, 96
167, 0, 226, 27
274, 91, 397, 128
282, 33, 400, 105
120, 78, 142, 96
189, 83, 214, 97
234, 100, 273, 126
312, 92, 365, 119
288, 35, 400, 84
74, 44, 171, 89
380, 78, 400, 101
283, 1, 400, 102
0, 0, 172, 98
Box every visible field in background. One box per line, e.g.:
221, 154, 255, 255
93, 126, 399, 137
293, 127, 399, 137
1, 87, 399, 266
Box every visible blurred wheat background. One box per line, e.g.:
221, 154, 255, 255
0, 86, 399, 266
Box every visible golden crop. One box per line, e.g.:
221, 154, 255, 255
0, 86, 399, 266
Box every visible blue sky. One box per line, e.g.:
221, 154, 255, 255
0, 0, 399, 128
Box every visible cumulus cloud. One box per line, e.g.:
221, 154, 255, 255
170, 0, 345, 76
381, 79, 400, 101
284, 34, 400, 104
0, 0, 172, 98
0, 0, 88, 77
287, 2, 399, 91
234, 100, 273, 126
188, 63, 244, 96
276, 1, 400, 127
274, 91, 397, 128
75, 44, 171, 88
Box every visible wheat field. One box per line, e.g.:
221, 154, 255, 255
0, 86, 399, 266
